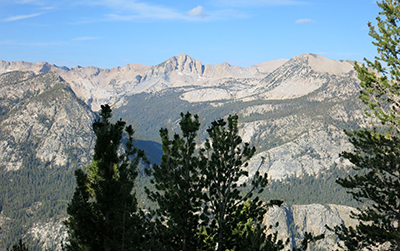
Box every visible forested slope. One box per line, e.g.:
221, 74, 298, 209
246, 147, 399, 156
0, 54, 370, 250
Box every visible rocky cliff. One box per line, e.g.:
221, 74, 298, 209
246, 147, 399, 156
0, 71, 96, 170
0, 54, 287, 110
0, 71, 97, 250
0, 53, 370, 250
265, 204, 359, 250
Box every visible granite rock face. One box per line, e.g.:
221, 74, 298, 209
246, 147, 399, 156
0, 53, 371, 250
28, 218, 67, 251
264, 204, 359, 250
0, 54, 288, 110
0, 71, 96, 170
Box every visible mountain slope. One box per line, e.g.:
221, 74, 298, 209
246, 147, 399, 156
258, 54, 355, 100
0, 71, 96, 170
0, 54, 370, 250
0, 71, 97, 250
113, 53, 369, 181
0, 60, 151, 110
0, 54, 287, 110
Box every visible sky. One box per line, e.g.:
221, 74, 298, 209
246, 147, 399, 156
0, 0, 381, 69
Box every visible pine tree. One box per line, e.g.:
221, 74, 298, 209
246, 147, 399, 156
330, 1, 400, 250
145, 112, 204, 251
147, 113, 308, 251
63, 104, 149, 251
199, 115, 284, 251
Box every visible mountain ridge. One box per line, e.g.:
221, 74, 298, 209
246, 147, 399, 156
1, 53, 351, 109
0, 53, 368, 250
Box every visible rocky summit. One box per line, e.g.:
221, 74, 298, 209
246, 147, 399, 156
0, 54, 369, 250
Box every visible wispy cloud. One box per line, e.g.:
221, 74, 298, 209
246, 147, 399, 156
187, 6, 207, 18
0, 38, 64, 46
72, 36, 102, 41
2, 13, 42, 22
39, 6, 55, 10
77, 0, 238, 22
6, 0, 58, 12
20, 41, 64, 46
92, 0, 185, 20
295, 18, 315, 24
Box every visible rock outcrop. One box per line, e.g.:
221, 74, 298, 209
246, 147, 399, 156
265, 204, 359, 250
0, 54, 288, 109
0, 71, 96, 170
0, 53, 370, 250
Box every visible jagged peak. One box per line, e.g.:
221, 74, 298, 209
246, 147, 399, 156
39, 62, 53, 73
167, 53, 200, 66
175, 53, 194, 60
153, 53, 203, 74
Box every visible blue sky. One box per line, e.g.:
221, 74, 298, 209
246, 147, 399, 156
0, 0, 380, 69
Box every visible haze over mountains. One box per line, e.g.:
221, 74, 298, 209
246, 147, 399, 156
0, 53, 370, 250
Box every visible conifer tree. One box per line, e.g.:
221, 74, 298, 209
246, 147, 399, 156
145, 112, 204, 251
330, 1, 400, 250
199, 115, 284, 251
147, 113, 320, 251
64, 104, 148, 251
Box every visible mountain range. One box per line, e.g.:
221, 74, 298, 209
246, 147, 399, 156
0, 53, 371, 250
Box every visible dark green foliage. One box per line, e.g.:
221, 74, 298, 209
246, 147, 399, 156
114, 83, 366, 155
0, 70, 99, 250
293, 232, 325, 251
146, 113, 322, 251
0, 156, 76, 251
146, 112, 204, 251
7, 239, 29, 251
216, 200, 289, 251
63, 104, 149, 251
260, 165, 362, 207
199, 114, 282, 251
330, 1, 400, 250
114, 90, 240, 143
354, 2, 400, 131
331, 129, 400, 250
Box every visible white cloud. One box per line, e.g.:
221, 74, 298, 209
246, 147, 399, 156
295, 18, 315, 24
187, 6, 206, 18
2, 13, 42, 22
39, 6, 55, 10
